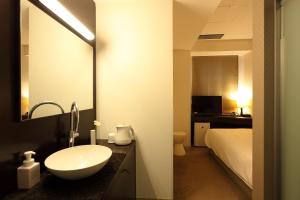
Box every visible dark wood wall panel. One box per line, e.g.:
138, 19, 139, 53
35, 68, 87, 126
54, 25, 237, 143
192, 56, 238, 113
0, 0, 96, 197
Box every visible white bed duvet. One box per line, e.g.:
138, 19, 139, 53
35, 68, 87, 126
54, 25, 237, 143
205, 128, 253, 188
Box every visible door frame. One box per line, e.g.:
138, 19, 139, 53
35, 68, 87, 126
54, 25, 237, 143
252, 0, 280, 199
260, 0, 280, 199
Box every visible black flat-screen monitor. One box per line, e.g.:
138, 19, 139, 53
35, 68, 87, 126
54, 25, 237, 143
192, 96, 222, 115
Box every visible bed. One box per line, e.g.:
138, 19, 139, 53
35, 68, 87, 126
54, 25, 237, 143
205, 128, 252, 197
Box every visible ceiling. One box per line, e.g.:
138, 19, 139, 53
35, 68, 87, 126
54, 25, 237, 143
173, 0, 222, 50
201, 0, 253, 40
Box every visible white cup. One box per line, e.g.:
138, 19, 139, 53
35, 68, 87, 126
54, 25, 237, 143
108, 132, 115, 143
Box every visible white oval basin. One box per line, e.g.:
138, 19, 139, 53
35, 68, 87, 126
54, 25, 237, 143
45, 145, 112, 180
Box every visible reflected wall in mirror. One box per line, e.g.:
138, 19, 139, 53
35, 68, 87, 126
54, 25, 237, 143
20, 0, 93, 120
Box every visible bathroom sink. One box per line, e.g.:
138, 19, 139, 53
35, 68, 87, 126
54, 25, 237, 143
45, 145, 112, 180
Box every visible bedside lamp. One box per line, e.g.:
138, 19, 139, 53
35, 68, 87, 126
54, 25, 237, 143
237, 99, 247, 116
236, 90, 251, 116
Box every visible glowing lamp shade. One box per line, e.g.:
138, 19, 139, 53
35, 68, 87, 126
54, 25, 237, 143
235, 87, 252, 115
236, 88, 252, 108
39, 0, 95, 41
237, 95, 249, 108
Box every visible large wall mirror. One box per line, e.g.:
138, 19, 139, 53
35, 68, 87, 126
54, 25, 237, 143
20, 0, 94, 120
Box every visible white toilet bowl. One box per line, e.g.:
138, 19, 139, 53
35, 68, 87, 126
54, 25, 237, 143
174, 131, 186, 156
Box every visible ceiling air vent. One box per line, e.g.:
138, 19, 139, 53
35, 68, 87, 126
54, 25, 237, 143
198, 34, 224, 40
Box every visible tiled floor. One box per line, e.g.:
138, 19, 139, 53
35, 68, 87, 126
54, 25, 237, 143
174, 147, 248, 200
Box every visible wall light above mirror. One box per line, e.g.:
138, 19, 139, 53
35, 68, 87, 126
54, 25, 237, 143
20, 0, 94, 120
39, 0, 95, 41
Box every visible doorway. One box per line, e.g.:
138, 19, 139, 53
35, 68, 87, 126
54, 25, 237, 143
173, 0, 254, 199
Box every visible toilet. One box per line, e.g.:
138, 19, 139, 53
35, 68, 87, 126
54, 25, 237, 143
173, 131, 186, 156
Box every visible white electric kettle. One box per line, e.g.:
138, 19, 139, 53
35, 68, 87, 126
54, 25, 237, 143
114, 125, 135, 145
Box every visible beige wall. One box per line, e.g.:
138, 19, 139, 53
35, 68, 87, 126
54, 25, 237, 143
192, 39, 252, 52
252, 0, 264, 199
238, 52, 253, 114
192, 56, 238, 113
28, 4, 93, 118
95, 0, 173, 199
173, 50, 192, 146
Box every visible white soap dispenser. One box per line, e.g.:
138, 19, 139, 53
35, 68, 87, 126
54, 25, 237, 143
94, 120, 101, 138
17, 151, 40, 189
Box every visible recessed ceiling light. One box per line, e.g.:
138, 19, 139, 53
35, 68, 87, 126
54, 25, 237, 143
39, 0, 95, 41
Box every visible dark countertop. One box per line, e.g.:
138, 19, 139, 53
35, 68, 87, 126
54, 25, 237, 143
2, 140, 135, 200
192, 113, 252, 128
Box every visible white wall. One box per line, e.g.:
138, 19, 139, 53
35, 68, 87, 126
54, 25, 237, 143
173, 50, 192, 146
238, 52, 253, 114
95, 0, 173, 199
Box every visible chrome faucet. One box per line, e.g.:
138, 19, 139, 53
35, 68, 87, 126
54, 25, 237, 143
69, 102, 80, 147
